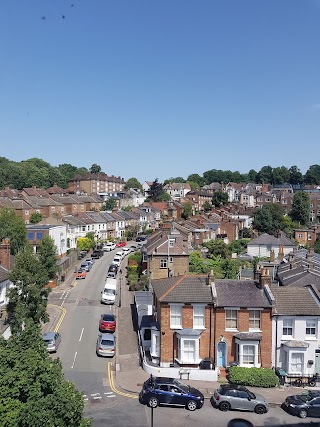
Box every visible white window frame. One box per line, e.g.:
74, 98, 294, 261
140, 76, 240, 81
282, 318, 294, 338
160, 259, 167, 269
193, 305, 205, 329
235, 338, 260, 367
225, 308, 238, 330
306, 319, 317, 338
177, 336, 200, 364
290, 352, 304, 374
170, 304, 183, 329
249, 309, 261, 331
242, 345, 255, 365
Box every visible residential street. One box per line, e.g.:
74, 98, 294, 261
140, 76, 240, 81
44, 248, 320, 427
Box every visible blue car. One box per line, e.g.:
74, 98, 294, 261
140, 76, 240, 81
139, 377, 204, 411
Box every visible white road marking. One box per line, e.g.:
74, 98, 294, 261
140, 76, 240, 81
79, 327, 84, 342
60, 291, 66, 300
107, 395, 116, 398
104, 392, 114, 395
93, 396, 102, 400
60, 300, 64, 307
71, 351, 77, 369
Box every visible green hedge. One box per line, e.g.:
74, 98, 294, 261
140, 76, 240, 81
228, 367, 279, 388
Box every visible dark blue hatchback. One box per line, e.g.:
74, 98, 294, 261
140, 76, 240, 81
139, 376, 204, 411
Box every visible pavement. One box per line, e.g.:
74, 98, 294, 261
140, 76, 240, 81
44, 252, 320, 408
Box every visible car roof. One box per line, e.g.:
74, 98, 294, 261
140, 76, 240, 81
102, 313, 115, 321
219, 384, 248, 391
43, 332, 57, 339
152, 377, 175, 384
100, 333, 115, 339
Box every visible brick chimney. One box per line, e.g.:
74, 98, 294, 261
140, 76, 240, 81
207, 269, 214, 286
306, 248, 314, 268
270, 249, 275, 262
278, 244, 284, 262
0, 239, 11, 270
258, 268, 271, 289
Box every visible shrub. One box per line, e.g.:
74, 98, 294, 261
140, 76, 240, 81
228, 367, 279, 388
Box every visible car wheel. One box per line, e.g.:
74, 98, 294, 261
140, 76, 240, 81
299, 409, 308, 419
186, 400, 197, 411
255, 404, 266, 414
219, 401, 230, 412
148, 397, 159, 408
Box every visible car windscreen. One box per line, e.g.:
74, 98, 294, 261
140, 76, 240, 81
104, 289, 115, 296
102, 314, 115, 321
173, 379, 190, 392
101, 340, 114, 346
297, 392, 313, 402
43, 339, 53, 344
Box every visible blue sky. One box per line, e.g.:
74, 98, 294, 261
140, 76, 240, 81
1, 0, 319, 184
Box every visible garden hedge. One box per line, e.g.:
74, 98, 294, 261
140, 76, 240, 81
227, 366, 279, 388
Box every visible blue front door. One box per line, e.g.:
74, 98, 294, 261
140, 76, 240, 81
217, 342, 226, 367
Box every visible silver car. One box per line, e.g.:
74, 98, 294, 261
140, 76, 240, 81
42, 332, 61, 353
210, 384, 269, 414
96, 333, 116, 357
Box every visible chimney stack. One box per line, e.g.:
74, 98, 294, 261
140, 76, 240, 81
278, 244, 284, 262
270, 249, 275, 263
259, 268, 271, 289
207, 269, 214, 286
306, 248, 314, 268
0, 239, 11, 270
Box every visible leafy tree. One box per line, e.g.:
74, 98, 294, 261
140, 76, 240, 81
0, 207, 27, 255
203, 201, 212, 212
76, 237, 92, 252
0, 322, 91, 427
204, 239, 231, 258
29, 212, 43, 224
186, 174, 204, 186
147, 179, 165, 202
289, 165, 303, 185
289, 191, 310, 226
158, 192, 171, 202
163, 177, 186, 184
211, 190, 228, 207
252, 204, 284, 235
85, 232, 96, 249
229, 238, 251, 255
101, 198, 117, 211
241, 227, 253, 238
181, 201, 193, 220
7, 246, 50, 334
271, 166, 290, 185
314, 239, 320, 254
38, 235, 58, 280
124, 177, 142, 191
248, 169, 258, 182
304, 164, 320, 185
186, 181, 200, 190
89, 164, 102, 174
280, 216, 300, 239
220, 258, 241, 279
257, 165, 273, 184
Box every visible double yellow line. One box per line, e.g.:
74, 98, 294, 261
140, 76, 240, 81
107, 362, 138, 399
48, 304, 66, 332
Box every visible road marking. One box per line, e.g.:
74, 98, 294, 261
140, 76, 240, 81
107, 362, 138, 399
104, 392, 114, 395
91, 393, 100, 397
48, 304, 66, 333
79, 327, 84, 342
60, 291, 66, 300
93, 396, 102, 400
71, 351, 77, 369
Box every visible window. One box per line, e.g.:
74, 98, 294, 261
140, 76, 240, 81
225, 309, 238, 329
283, 318, 293, 336
144, 329, 151, 340
170, 305, 182, 328
36, 232, 43, 240
168, 239, 175, 247
27, 232, 34, 240
298, 233, 303, 238
193, 305, 205, 328
291, 353, 303, 373
306, 319, 317, 337
182, 340, 196, 362
249, 310, 261, 330
160, 259, 167, 268
242, 345, 255, 365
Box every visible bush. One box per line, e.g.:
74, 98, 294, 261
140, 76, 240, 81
228, 366, 279, 388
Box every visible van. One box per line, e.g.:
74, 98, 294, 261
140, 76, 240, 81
101, 278, 117, 305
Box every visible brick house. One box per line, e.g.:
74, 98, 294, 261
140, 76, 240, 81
294, 226, 320, 247
67, 173, 125, 195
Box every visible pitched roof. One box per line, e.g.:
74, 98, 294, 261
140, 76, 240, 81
214, 280, 271, 308
151, 275, 213, 303
248, 233, 296, 247
271, 286, 320, 316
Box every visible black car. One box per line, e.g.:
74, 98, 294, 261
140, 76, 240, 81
91, 250, 103, 259
108, 264, 118, 273
139, 377, 204, 411
136, 236, 146, 242
283, 390, 320, 418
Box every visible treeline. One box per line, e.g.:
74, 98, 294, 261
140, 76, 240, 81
2, 156, 320, 190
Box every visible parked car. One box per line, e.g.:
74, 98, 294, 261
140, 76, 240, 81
76, 269, 87, 279
99, 313, 116, 332
282, 390, 320, 418
80, 262, 92, 272
210, 384, 269, 414
116, 241, 127, 247
108, 264, 118, 273
78, 250, 87, 260
91, 250, 103, 259
103, 242, 116, 251
111, 256, 121, 267
139, 377, 204, 411
136, 236, 146, 242
96, 333, 116, 357
106, 271, 117, 279
130, 244, 137, 250
42, 332, 61, 353
85, 257, 95, 266
122, 247, 131, 255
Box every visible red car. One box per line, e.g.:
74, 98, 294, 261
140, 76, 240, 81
99, 313, 116, 332
116, 241, 126, 247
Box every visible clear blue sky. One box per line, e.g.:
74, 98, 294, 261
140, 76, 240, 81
1, 0, 319, 184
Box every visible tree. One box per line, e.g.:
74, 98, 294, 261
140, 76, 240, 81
181, 201, 193, 220
186, 174, 204, 186
304, 164, 320, 185
124, 177, 142, 191
204, 239, 231, 258
257, 165, 273, 184
85, 232, 96, 249
271, 166, 290, 185
186, 181, 200, 190
29, 212, 43, 224
38, 235, 59, 280
0, 322, 91, 427
289, 191, 310, 226
248, 169, 258, 182
147, 179, 165, 202
314, 239, 320, 254
101, 198, 116, 211
0, 207, 27, 255
203, 201, 212, 212
289, 165, 303, 185
7, 246, 50, 334
252, 204, 284, 235
211, 190, 228, 207
76, 237, 93, 252
89, 164, 102, 174
158, 192, 171, 202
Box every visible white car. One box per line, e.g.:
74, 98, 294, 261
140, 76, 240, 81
103, 242, 116, 251
111, 256, 121, 267
122, 247, 131, 256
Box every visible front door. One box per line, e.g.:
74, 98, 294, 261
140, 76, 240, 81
217, 342, 227, 367
315, 350, 320, 375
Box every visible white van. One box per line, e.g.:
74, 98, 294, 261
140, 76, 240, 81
101, 278, 117, 304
